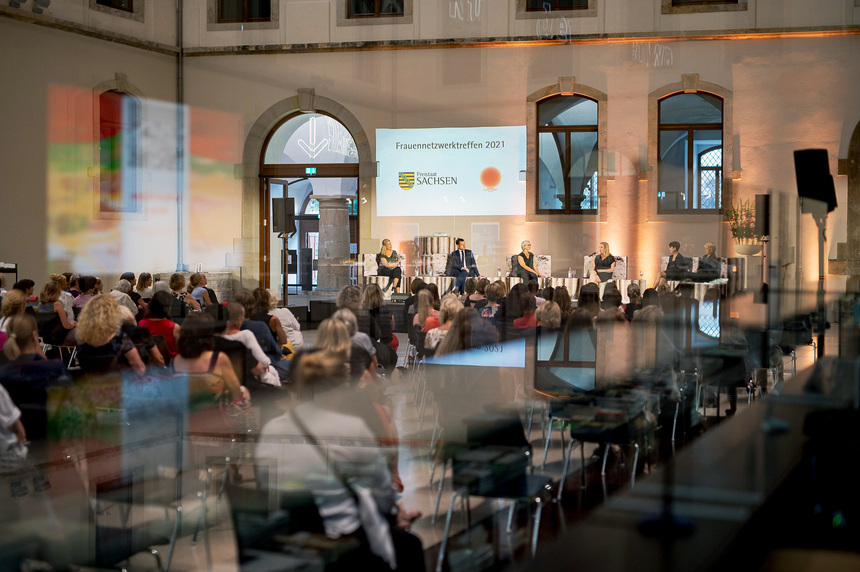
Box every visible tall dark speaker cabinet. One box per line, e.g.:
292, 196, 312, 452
755, 194, 771, 238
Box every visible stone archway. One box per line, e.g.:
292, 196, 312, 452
234, 89, 375, 289
829, 119, 860, 293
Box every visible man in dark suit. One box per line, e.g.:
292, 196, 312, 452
446, 238, 480, 294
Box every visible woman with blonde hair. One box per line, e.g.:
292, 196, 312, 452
37, 281, 76, 344
425, 294, 463, 351
377, 238, 402, 294
413, 289, 440, 331
267, 288, 303, 350
49, 273, 76, 322
76, 295, 146, 375
169, 273, 201, 311
313, 318, 351, 364
0, 290, 27, 333
592, 241, 616, 283
187, 272, 213, 308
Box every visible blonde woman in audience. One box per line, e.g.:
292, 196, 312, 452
37, 281, 76, 344
267, 289, 304, 350
188, 272, 213, 308
425, 294, 463, 351
535, 300, 562, 330
313, 318, 352, 364
76, 295, 146, 375
0, 290, 26, 333
413, 289, 439, 331
169, 273, 201, 311
49, 274, 75, 322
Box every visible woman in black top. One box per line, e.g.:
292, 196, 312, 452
692, 242, 720, 282
516, 240, 542, 283
656, 241, 689, 287
592, 242, 616, 283
377, 239, 402, 293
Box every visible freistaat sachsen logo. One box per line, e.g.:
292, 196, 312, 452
398, 172, 415, 191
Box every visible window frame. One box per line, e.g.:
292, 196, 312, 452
346, 0, 405, 19
88, 0, 144, 22
662, 0, 747, 14
95, 0, 133, 14
524, 0, 589, 12
535, 94, 600, 216
656, 92, 724, 215
216, 0, 272, 24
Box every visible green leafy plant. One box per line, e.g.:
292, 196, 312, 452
723, 199, 757, 243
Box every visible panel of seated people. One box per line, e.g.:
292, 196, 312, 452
660, 256, 730, 281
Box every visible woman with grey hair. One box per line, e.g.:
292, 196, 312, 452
109, 279, 139, 316
516, 240, 542, 283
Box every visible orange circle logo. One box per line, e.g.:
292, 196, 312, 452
480, 167, 501, 188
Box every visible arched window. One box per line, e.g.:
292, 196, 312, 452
98, 90, 141, 214
658, 92, 723, 213
536, 95, 599, 214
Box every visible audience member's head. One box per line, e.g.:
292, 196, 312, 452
204, 302, 230, 334
656, 282, 671, 295
522, 294, 537, 315
348, 345, 376, 384
50, 273, 68, 290
152, 280, 170, 294
315, 318, 351, 362
291, 349, 349, 391
476, 278, 489, 296
234, 290, 256, 320
69, 273, 81, 290
526, 280, 539, 295
76, 294, 121, 346
578, 283, 601, 316
1, 290, 27, 319
120, 272, 136, 288
602, 285, 623, 309
94, 278, 103, 293
39, 281, 62, 305
118, 306, 137, 325
336, 284, 362, 314
438, 294, 464, 325
168, 273, 185, 292
464, 277, 477, 297
627, 283, 641, 304
176, 312, 215, 359
187, 272, 205, 293
597, 307, 627, 324
61, 272, 73, 287
553, 286, 572, 319
266, 289, 281, 310
486, 281, 505, 304
362, 283, 385, 311
416, 290, 434, 328
566, 307, 595, 330
425, 283, 441, 309
410, 278, 426, 296
641, 288, 659, 308
113, 279, 132, 294
225, 302, 245, 328
137, 272, 153, 291
535, 300, 561, 329
146, 291, 173, 320
506, 283, 527, 320
252, 288, 272, 315
332, 308, 359, 337
495, 280, 508, 298
542, 286, 555, 303
13, 280, 35, 296
3, 314, 38, 360
78, 276, 97, 295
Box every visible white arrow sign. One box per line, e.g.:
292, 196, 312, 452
297, 116, 329, 159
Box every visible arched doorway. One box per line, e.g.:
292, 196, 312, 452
259, 111, 361, 299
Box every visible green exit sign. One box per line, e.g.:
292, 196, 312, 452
305, 167, 317, 176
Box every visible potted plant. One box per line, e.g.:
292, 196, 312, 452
723, 199, 762, 255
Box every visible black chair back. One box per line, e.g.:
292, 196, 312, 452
73, 305, 83, 319
36, 311, 65, 344
169, 297, 188, 324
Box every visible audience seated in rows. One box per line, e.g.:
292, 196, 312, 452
139, 291, 180, 358
221, 303, 281, 387
513, 294, 538, 329
169, 273, 201, 312
553, 286, 573, 323
49, 274, 76, 322
1, 290, 27, 339
109, 279, 139, 317
479, 281, 504, 318
75, 295, 147, 375
72, 276, 98, 308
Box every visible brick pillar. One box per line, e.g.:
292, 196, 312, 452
316, 196, 351, 294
